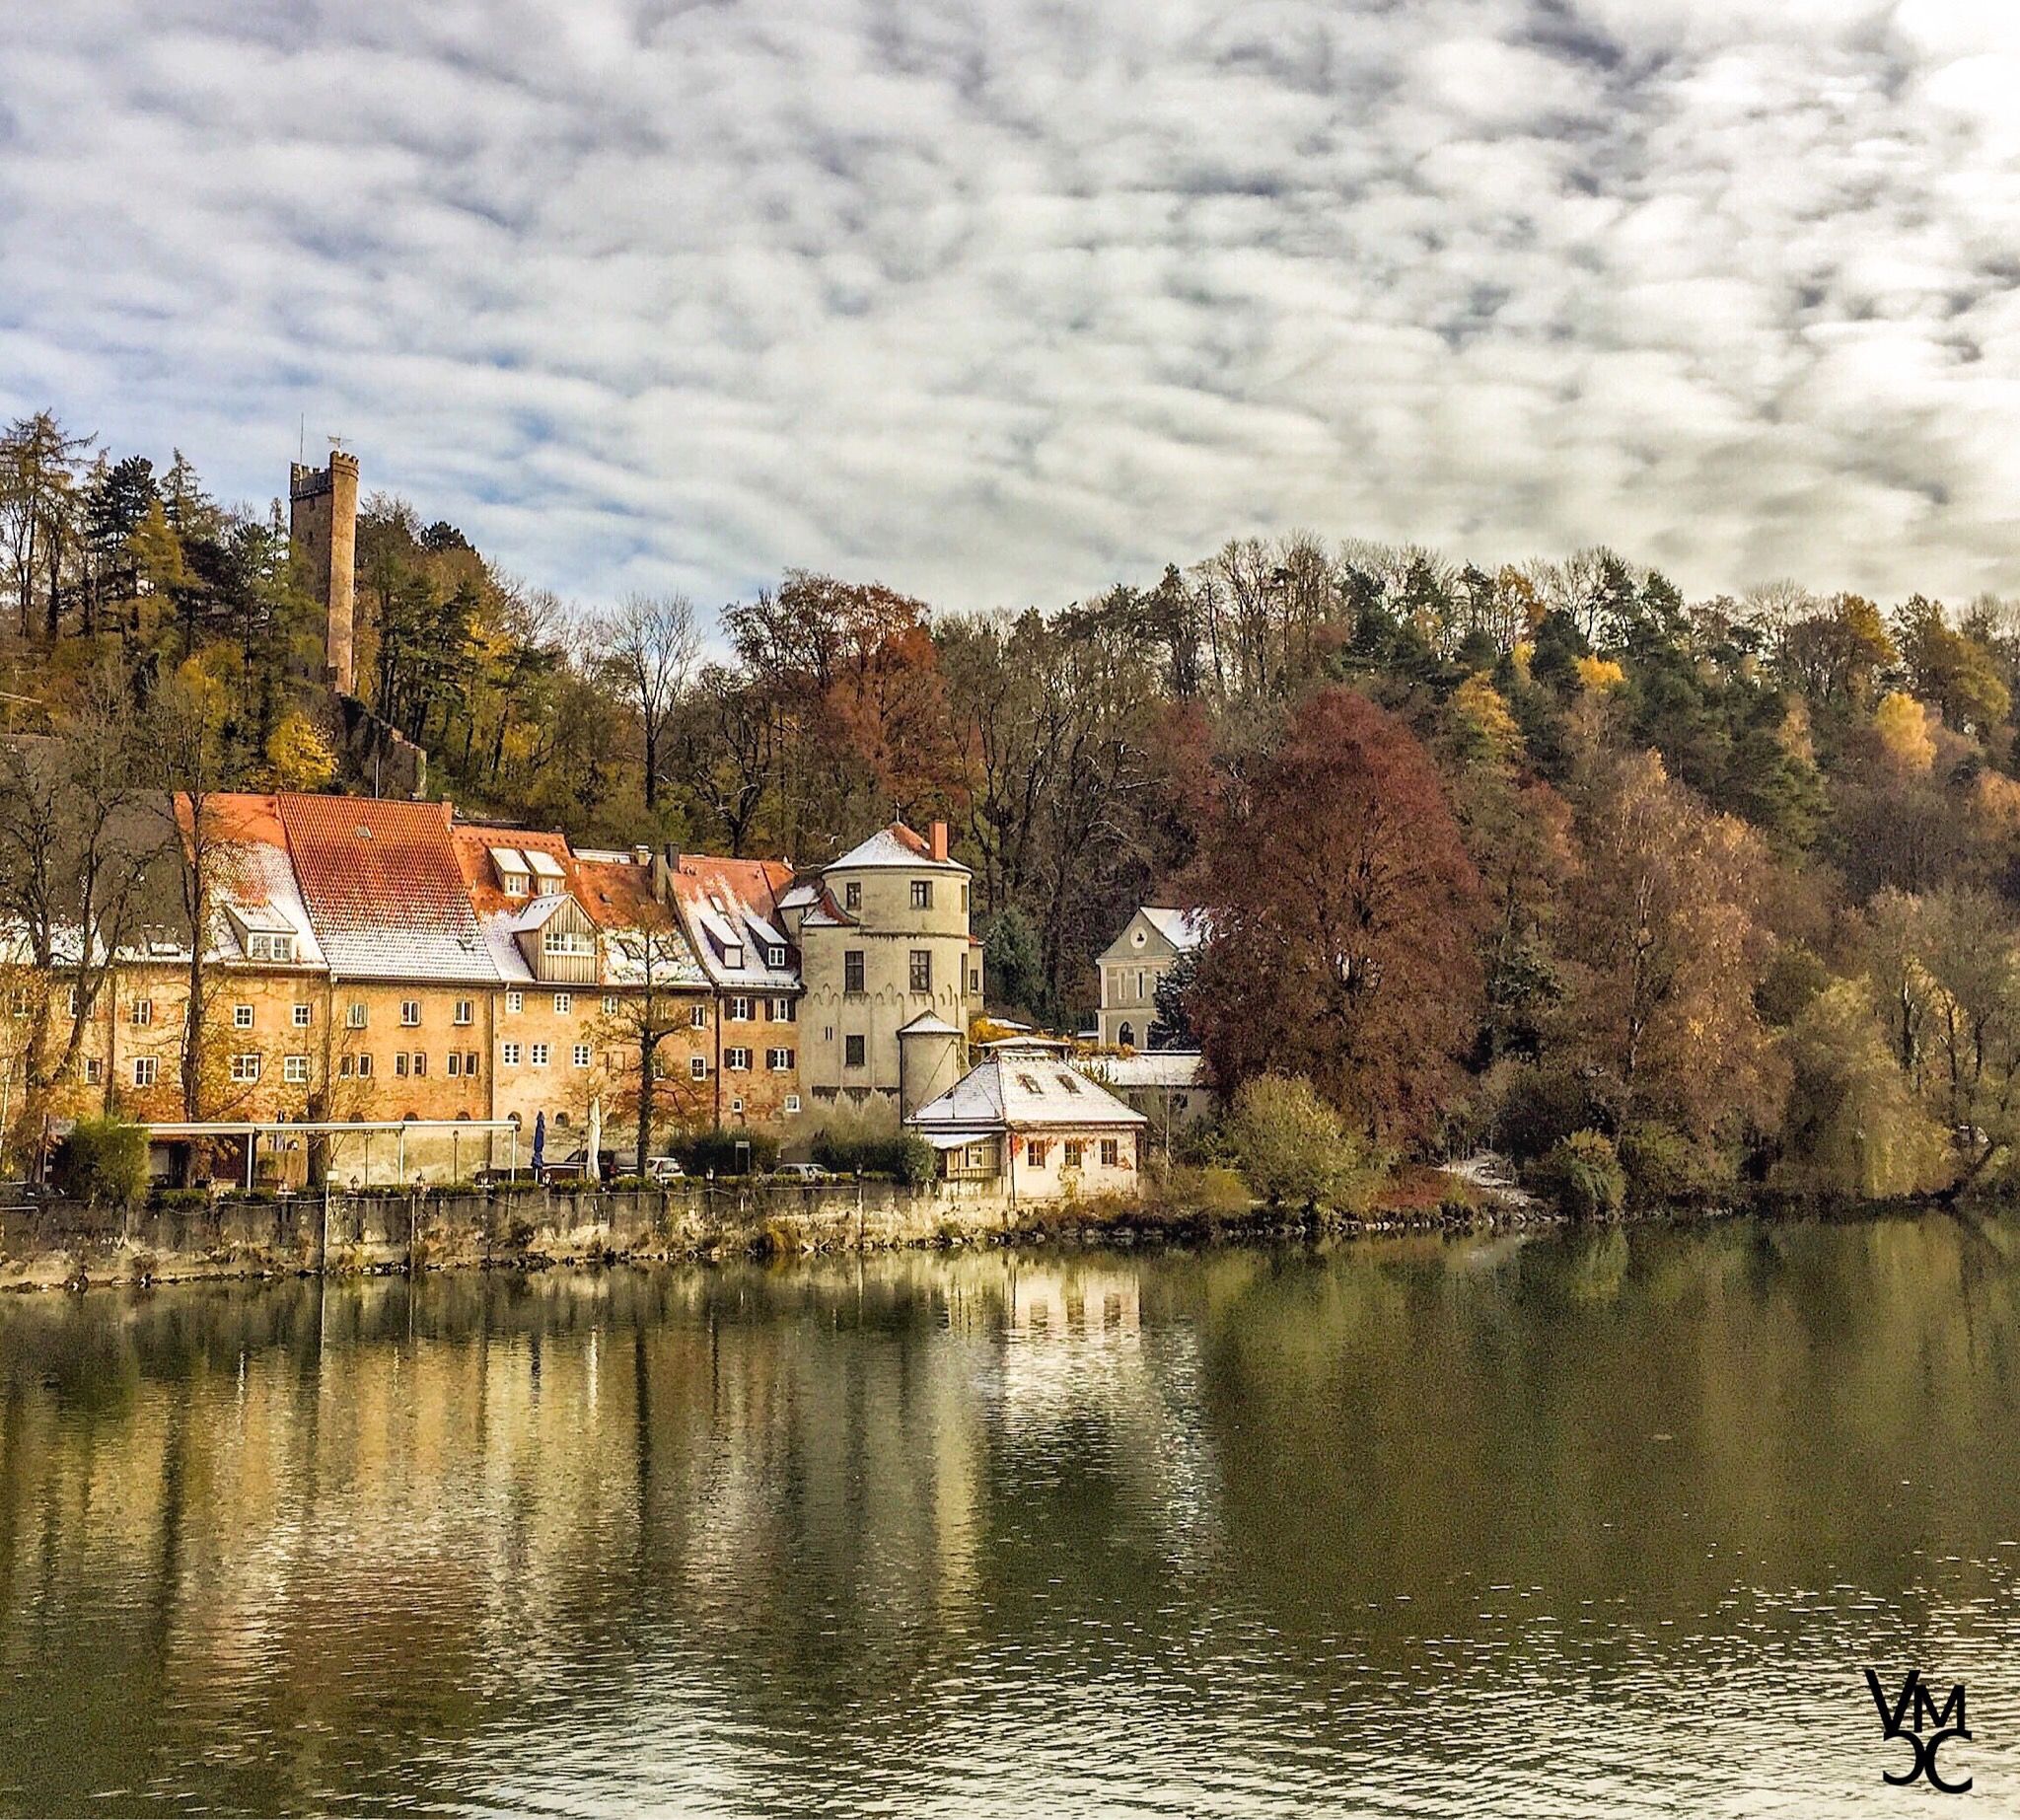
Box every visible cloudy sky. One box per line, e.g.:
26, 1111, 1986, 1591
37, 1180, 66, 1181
5, 0, 2019, 619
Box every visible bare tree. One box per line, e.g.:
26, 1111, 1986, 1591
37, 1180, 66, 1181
592, 903, 707, 1174
599, 593, 700, 815
0, 666, 159, 1156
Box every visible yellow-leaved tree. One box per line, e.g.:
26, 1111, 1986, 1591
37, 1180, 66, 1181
264, 711, 337, 792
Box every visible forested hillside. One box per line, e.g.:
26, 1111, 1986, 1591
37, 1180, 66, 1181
8, 405, 2020, 1199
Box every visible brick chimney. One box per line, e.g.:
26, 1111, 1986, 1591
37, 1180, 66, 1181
930, 821, 949, 862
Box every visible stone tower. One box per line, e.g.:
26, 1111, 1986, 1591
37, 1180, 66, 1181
289, 451, 358, 698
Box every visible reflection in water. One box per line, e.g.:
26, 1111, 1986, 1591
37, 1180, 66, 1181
3, 1216, 2020, 1815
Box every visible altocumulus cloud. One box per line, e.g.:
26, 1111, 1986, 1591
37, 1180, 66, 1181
4, 0, 2020, 615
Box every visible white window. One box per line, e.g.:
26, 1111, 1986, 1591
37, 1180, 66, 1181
292, 1003, 312, 1028
67, 985, 80, 1016
412, 1052, 427, 1077
728, 995, 751, 1021
502, 1042, 522, 1066
689, 1056, 707, 1080
283, 1056, 310, 1084
766, 945, 786, 967
233, 1003, 253, 1029
356, 1054, 373, 1078
911, 879, 932, 910
395, 1053, 409, 1077
506, 990, 523, 1014
725, 1047, 752, 1071
553, 992, 572, 1015
572, 1044, 591, 1067
454, 998, 473, 1026
542, 928, 592, 957
783, 1094, 801, 1115
731, 1097, 745, 1117
230, 1053, 260, 1083
689, 1005, 707, 1029
400, 1000, 420, 1027
1101, 1138, 1120, 1167
771, 996, 797, 1022
346, 1002, 368, 1029
130, 999, 153, 1028
530, 1043, 550, 1067
83, 1056, 103, 1084
247, 931, 297, 962
447, 1052, 462, 1077
464, 1052, 479, 1076
601, 994, 617, 1015
767, 1048, 794, 1071
132, 1056, 158, 1087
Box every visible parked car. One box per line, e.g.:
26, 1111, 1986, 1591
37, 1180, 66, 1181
770, 1162, 829, 1184
645, 1156, 685, 1184
541, 1146, 617, 1185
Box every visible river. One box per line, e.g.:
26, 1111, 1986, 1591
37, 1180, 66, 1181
2, 1213, 2017, 1815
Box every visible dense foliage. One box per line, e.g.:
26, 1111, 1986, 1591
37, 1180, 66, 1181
14, 408, 2020, 1195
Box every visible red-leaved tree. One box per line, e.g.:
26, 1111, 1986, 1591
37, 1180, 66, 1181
1186, 687, 1484, 1141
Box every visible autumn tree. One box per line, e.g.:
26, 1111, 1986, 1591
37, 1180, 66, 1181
1186, 687, 1483, 1141
1564, 750, 1782, 1140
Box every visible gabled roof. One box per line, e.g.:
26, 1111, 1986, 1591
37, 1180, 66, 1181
664, 855, 798, 991
278, 794, 496, 983
898, 1011, 963, 1037
1142, 907, 1208, 951
826, 822, 969, 875
906, 1056, 1146, 1133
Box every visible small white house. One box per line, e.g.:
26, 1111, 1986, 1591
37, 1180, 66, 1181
905, 1048, 1147, 1203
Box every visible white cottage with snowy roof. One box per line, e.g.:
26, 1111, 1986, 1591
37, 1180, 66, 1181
905, 1046, 1145, 1203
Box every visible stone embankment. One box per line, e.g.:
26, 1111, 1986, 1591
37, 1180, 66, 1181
0, 1181, 1015, 1290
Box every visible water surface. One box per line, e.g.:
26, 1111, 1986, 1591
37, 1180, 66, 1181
3, 1214, 2019, 1815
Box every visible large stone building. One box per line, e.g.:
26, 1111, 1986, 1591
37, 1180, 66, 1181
783, 822, 982, 1117
1, 802, 984, 1186
1094, 906, 1205, 1048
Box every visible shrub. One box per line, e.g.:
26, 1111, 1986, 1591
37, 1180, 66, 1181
813, 1128, 936, 1185
1224, 1075, 1378, 1211
62, 1117, 148, 1205
151, 1187, 210, 1212
1493, 1062, 1597, 1162
680, 1128, 780, 1176
1532, 1129, 1626, 1219
1616, 1121, 1731, 1208
1150, 1162, 1252, 1217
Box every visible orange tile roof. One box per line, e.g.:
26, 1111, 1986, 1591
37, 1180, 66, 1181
277, 794, 495, 983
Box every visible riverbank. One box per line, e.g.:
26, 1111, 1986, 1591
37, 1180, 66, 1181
0, 1171, 1561, 1291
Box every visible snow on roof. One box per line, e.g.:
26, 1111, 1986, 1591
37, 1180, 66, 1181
899, 1012, 963, 1037
1083, 1051, 1206, 1090
526, 848, 566, 881
279, 795, 497, 984
777, 881, 821, 910
1142, 907, 1208, 951
827, 823, 969, 874
665, 856, 798, 989
488, 845, 530, 875
907, 1056, 1146, 1132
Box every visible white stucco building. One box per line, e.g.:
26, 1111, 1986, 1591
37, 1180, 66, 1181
1095, 907, 1206, 1049
905, 1045, 1146, 1202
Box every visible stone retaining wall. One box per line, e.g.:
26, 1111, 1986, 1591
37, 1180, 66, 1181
0, 1181, 1025, 1290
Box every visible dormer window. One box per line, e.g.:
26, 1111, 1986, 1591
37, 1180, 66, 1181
542, 928, 593, 958
722, 941, 744, 969
246, 931, 296, 963
766, 944, 786, 967
489, 846, 533, 898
